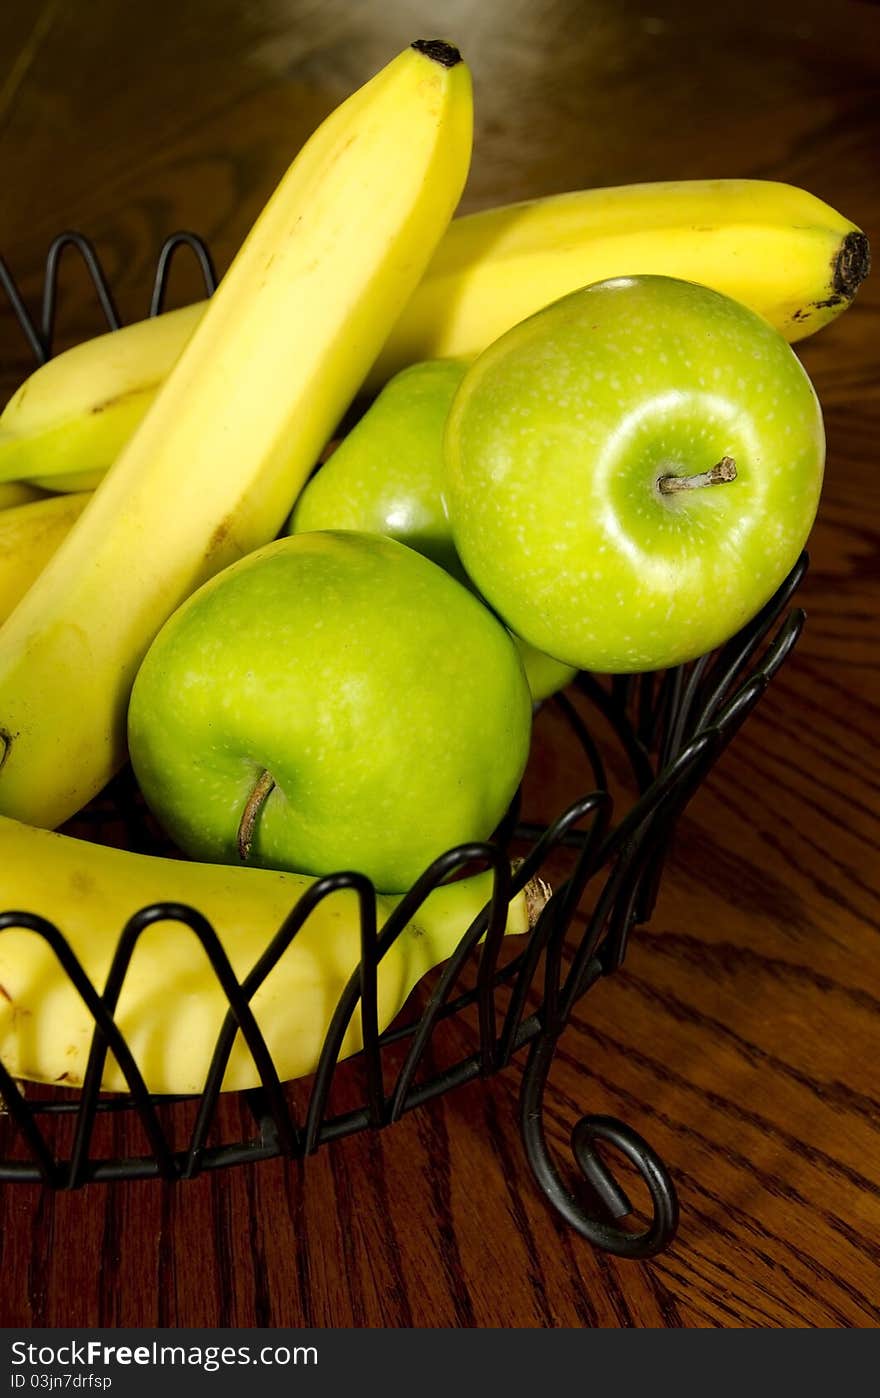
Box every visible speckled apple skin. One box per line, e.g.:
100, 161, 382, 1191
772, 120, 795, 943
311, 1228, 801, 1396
445, 275, 825, 673
127, 531, 532, 892
290, 359, 467, 575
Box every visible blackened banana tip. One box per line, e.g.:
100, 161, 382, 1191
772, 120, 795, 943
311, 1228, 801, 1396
834, 231, 871, 298
411, 39, 462, 68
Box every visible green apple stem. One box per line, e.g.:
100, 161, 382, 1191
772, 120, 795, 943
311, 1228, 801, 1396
238, 769, 276, 862
658, 456, 737, 494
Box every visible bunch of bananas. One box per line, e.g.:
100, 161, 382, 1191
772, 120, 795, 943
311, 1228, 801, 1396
0, 40, 868, 1097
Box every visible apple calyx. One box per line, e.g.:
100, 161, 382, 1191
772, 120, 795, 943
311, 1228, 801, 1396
657, 456, 737, 495
238, 768, 276, 862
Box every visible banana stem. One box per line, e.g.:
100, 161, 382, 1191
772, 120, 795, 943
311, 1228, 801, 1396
658, 456, 737, 494
524, 873, 553, 926
238, 769, 276, 862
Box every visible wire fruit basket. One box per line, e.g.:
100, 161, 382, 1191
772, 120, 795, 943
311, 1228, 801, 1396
0, 233, 807, 1260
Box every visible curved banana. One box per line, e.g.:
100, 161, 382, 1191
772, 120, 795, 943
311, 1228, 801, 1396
0, 41, 473, 828
0, 814, 547, 1093
368, 177, 870, 389
0, 492, 91, 624
0, 179, 867, 490
0, 303, 197, 490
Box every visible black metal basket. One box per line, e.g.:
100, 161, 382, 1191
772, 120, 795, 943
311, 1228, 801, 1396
0, 234, 807, 1260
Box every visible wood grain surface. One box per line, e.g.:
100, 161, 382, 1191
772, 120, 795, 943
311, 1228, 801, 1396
1, 0, 878, 1329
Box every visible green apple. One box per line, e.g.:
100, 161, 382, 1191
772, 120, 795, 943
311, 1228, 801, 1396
291, 359, 466, 574
444, 275, 825, 673
289, 359, 577, 702
127, 531, 532, 893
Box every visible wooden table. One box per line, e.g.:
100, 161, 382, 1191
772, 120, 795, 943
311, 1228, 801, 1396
1, 0, 878, 1328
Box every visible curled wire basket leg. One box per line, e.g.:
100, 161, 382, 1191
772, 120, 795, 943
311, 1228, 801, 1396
519, 1032, 679, 1259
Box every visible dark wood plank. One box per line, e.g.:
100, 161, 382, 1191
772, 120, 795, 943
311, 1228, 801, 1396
1, 0, 879, 1329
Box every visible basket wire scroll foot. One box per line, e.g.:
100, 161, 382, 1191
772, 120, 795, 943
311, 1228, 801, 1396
519, 1032, 679, 1259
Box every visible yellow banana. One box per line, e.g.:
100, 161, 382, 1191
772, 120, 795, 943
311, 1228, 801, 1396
0, 179, 867, 490
0, 492, 91, 624
0, 303, 197, 491
0, 41, 473, 828
370, 177, 869, 388
0, 814, 548, 1093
